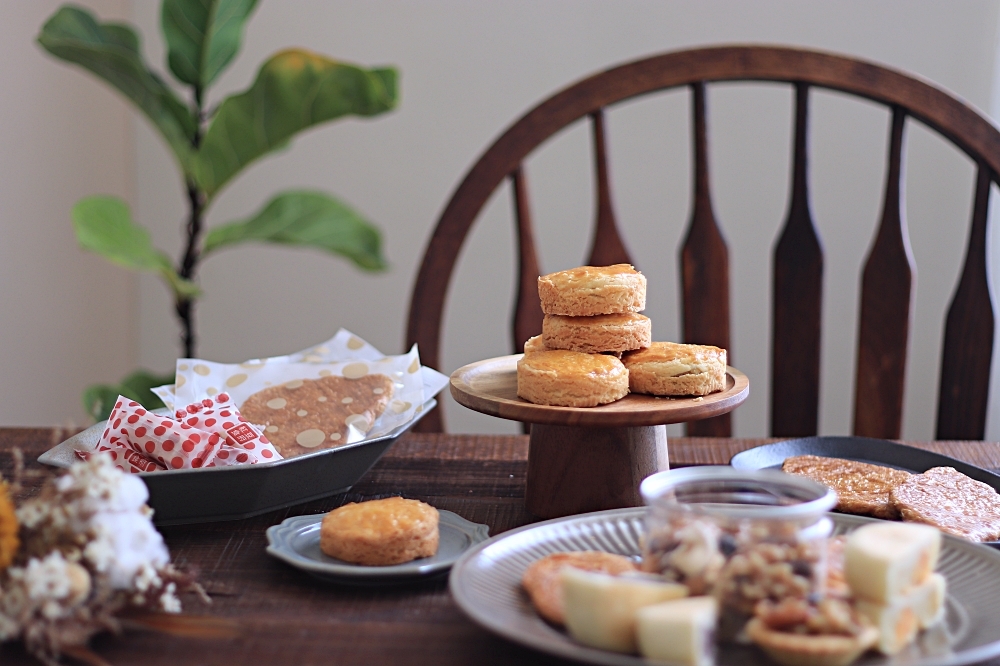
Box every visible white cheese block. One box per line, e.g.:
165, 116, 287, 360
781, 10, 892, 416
636, 596, 717, 666
844, 522, 941, 603
855, 573, 947, 655
561, 568, 688, 653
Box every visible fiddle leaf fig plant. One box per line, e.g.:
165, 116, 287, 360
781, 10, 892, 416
38, 1, 397, 420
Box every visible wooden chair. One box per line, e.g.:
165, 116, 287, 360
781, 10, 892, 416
407, 45, 998, 439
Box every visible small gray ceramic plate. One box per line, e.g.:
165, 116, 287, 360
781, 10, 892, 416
38, 399, 435, 526
450, 507, 1000, 666
267, 510, 489, 584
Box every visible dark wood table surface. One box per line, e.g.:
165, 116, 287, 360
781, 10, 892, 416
1, 429, 999, 665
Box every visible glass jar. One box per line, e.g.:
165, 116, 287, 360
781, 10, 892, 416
639, 467, 837, 638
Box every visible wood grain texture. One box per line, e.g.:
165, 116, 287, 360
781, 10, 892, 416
937, 166, 995, 439
4, 429, 1000, 665
854, 108, 915, 439
449, 355, 748, 427
406, 46, 1000, 437
511, 167, 545, 357
772, 83, 823, 437
680, 82, 732, 437
585, 110, 632, 267
524, 424, 666, 518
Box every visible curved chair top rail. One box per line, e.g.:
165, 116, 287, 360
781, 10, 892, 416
408, 45, 1000, 435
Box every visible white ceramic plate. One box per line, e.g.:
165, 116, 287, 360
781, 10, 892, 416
450, 507, 1000, 666
267, 510, 489, 584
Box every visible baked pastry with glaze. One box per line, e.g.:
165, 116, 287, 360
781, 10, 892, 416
521, 551, 638, 626
542, 313, 651, 354
517, 350, 629, 407
781, 455, 911, 520
320, 496, 439, 566
537, 264, 646, 316
523, 334, 548, 354
621, 341, 726, 396
890, 466, 1000, 541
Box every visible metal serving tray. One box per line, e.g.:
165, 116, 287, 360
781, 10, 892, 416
38, 399, 434, 526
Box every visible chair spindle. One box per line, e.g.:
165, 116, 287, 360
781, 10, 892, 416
936, 166, 995, 439
680, 81, 732, 436
511, 167, 545, 355
585, 110, 632, 267
771, 83, 824, 437
854, 107, 914, 439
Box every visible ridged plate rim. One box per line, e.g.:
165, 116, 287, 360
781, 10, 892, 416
449, 507, 1000, 666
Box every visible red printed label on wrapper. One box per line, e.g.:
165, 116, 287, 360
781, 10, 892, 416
172, 393, 279, 462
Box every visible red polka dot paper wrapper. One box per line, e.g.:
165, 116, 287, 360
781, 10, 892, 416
95, 394, 281, 474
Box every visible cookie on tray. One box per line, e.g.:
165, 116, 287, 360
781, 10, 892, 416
537, 264, 646, 316
517, 350, 629, 407
890, 466, 1000, 541
521, 551, 638, 626
542, 313, 651, 354
239, 374, 393, 458
621, 341, 726, 396
320, 497, 439, 566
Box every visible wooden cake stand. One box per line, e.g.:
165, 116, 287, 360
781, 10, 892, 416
450, 355, 749, 519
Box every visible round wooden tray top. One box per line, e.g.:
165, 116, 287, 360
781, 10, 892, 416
450, 354, 749, 426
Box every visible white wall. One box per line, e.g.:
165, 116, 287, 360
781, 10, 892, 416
0, 0, 135, 427
4, 1, 1000, 439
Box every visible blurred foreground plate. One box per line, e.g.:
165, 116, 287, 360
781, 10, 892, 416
450, 507, 1000, 666
38, 399, 434, 526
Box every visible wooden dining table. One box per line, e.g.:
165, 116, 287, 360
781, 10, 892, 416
1, 428, 999, 665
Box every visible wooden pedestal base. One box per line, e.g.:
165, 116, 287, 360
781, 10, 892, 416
524, 424, 669, 519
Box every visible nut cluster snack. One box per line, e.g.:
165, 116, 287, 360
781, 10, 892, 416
518, 265, 728, 407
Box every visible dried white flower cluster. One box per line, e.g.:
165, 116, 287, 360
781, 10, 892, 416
0, 454, 189, 664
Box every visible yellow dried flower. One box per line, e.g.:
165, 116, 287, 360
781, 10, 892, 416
0, 480, 19, 570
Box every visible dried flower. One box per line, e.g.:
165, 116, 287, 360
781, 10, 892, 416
0, 478, 18, 570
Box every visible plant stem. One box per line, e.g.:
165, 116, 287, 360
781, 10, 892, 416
175, 89, 205, 359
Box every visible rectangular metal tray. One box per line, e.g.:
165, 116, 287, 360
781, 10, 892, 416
38, 399, 434, 526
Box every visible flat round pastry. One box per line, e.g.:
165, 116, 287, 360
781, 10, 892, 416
537, 264, 646, 316
516, 350, 629, 407
746, 618, 879, 666
782, 455, 910, 520
890, 466, 1000, 541
320, 497, 439, 566
622, 341, 726, 396
523, 334, 548, 354
542, 313, 651, 354
521, 551, 638, 626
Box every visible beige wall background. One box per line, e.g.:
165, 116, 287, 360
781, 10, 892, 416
3, 1, 1000, 441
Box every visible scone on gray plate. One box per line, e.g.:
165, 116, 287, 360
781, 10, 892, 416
542, 313, 651, 354
622, 341, 726, 396
517, 350, 629, 407
320, 496, 439, 566
537, 264, 646, 316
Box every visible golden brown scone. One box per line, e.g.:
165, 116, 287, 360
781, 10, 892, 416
523, 334, 548, 354
521, 551, 638, 626
517, 350, 629, 407
622, 341, 726, 396
320, 497, 439, 566
890, 466, 1000, 541
781, 455, 911, 519
239, 374, 393, 458
542, 313, 651, 354
537, 264, 646, 316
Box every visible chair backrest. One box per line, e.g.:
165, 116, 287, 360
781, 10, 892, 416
407, 45, 998, 438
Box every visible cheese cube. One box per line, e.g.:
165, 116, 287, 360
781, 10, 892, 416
636, 596, 717, 666
561, 568, 688, 653
845, 523, 940, 603
855, 573, 947, 655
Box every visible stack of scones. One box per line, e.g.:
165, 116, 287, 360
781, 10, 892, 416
516, 264, 728, 407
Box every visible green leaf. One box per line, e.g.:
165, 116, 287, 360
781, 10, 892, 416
202, 190, 387, 270
83, 369, 173, 422
194, 50, 398, 197
161, 0, 258, 90
71, 196, 201, 298
37, 5, 197, 174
